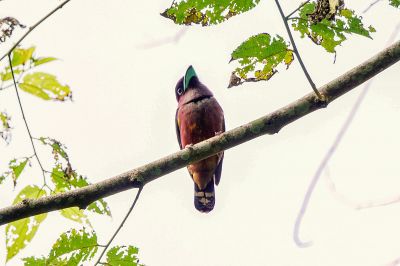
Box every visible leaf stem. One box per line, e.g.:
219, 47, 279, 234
95, 187, 143, 265
286, 0, 311, 19
275, 0, 323, 99
363, 0, 382, 13
0, 0, 71, 62
8, 54, 50, 189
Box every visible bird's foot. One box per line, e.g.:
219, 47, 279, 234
215, 131, 223, 136
184, 144, 194, 150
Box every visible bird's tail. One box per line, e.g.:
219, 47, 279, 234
194, 181, 215, 213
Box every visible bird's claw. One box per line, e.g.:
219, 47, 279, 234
185, 144, 194, 150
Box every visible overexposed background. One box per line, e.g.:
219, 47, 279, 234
1, 0, 400, 265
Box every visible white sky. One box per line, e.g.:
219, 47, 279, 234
0, 0, 400, 265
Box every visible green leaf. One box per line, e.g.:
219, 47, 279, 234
87, 199, 112, 217
106, 245, 142, 266
0, 157, 31, 186
33, 57, 58, 66
19, 72, 72, 101
51, 165, 112, 217
39, 137, 69, 161
51, 164, 87, 191
1, 68, 22, 81
292, 3, 375, 53
390, 0, 400, 7
11, 158, 29, 183
11, 47, 35, 67
60, 207, 90, 225
18, 82, 52, 100
228, 33, 293, 88
0, 111, 12, 144
47, 228, 98, 265
22, 256, 47, 266
51, 164, 70, 191
6, 185, 47, 261
161, 0, 261, 26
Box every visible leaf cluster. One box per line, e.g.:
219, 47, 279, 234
1, 47, 71, 101
23, 228, 142, 265
291, 2, 375, 53
162, 0, 378, 87
161, 0, 260, 26
1, 136, 111, 262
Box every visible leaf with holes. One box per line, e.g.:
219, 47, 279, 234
228, 33, 293, 88
22, 256, 47, 266
19, 72, 72, 101
46, 228, 98, 265
0, 111, 12, 144
291, 3, 375, 53
51, 164, 86, 191
60, 207, 91, 226
106, 245, 143, 266
161, 0, 261, 26
10, 158, 30, 185
39, 137, 69, 162
87, 199, 112, 217
51, 165, 112, 217
6, 185, 47, 261
1, 157, 30, 186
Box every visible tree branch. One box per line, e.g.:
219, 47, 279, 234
0, 40, 399, 226
0, 0, 71, 63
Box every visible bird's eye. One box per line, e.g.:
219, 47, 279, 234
177, 87, 184, 95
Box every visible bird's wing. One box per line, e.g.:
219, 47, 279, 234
214, 116, 225, 186
175, 108, 182, 149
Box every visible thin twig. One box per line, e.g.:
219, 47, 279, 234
363, 0, 382, 13
0, 82, 17, 91
293, 21, 400, 248
8, 54, 50, 189
286, 0, 311, 19
274, 0, 323, 99
95, 187, 143, 265
0, 0, 71, 63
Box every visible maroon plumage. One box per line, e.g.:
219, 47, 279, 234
175, 66, 225, 212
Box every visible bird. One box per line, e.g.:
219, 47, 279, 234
175, 65, 225, 213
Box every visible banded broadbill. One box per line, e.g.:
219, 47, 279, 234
175, 66, 225, 213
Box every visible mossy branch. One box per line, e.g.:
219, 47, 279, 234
0, 40, 399, 226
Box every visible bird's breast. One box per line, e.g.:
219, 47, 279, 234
177, 97, 224, 147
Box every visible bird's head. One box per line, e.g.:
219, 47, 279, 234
175, 65, 213, 105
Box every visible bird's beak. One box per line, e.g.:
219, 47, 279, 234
183, 65, 197, 91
